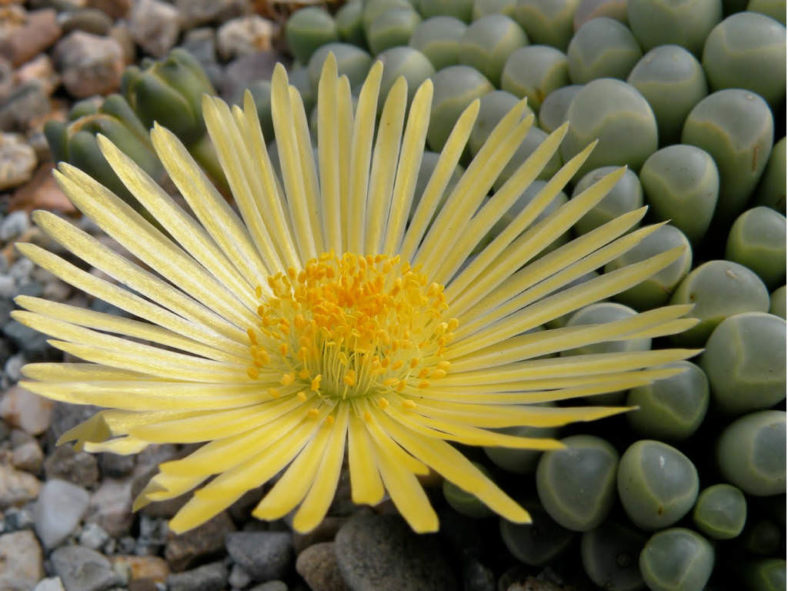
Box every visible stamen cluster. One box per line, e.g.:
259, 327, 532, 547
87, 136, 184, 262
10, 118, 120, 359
246, 252, 457, 401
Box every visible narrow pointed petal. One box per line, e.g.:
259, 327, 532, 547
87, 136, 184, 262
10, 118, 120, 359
382, 79, 432, 256
364, 76, 407, 255
346, 61, 383, 253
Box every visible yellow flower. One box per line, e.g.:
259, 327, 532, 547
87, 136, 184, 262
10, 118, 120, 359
13, 55, 697, 535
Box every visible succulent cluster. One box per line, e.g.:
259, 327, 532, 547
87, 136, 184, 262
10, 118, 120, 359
281, 0, 785, 590
40, 0, 785, 589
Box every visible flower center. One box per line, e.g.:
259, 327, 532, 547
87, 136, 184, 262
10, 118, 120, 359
246, 252, 457, 401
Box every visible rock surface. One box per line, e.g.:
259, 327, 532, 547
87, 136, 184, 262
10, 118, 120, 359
225, 530, 294, 582
335, 513, 459, 591
34, 478, 90, 548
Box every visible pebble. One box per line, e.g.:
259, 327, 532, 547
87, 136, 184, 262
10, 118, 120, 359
3, 505, 35, 532
50, 545, 121, 591
110, 555, 169, 584
129, 0, 180, 58
108, 23, 135, 65
164, 511, 236, 572
53, 31, 124, 98
3, 320, 51, 359
0, 462, 42, 510
334, 513, 458, 591
99, 452, 135, 478
15, 54, 59, 96
3, 354, 25, 384
225, 530, 293, 582
0, 211, 31, 242
87, 477, 133, 537
0, 530, 44, 589
180, 28, 223, 89
216, 15, 276, 61
0, 58, 13, 101
292, 516, 345, 554
79, 522, 110, 550
58, 8, 113, 36
8, 258, 33, 283
86, 0, 131, 20
175, 0, 249, 29
228, 564, 252, 588
33, 478, 90, 548
34, 578, 66, 591
0, 276, 15, 299
0, 9, 62, 67
1, 386, 53, 436
0, 82, 51, 132
463, 560, 496, 591
43, 445, 99, 488
48, 401, 99, 442
0, 133, 37, 191
12, 439, 44, 473
220, 50, 279, 101
249, 583, 288, 591
296, 542, 348, 591
167, 561, 228, 591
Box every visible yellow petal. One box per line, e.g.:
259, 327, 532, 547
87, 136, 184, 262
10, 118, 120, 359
292, 404, 350, 532
346, 61, 383, 253
364, 76, 407, 255
378, 412, 530, 523
347, 411, 384, 505
382, 78, 432, 256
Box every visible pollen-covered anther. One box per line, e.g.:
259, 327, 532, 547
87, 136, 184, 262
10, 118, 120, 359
247, 252, 456, 402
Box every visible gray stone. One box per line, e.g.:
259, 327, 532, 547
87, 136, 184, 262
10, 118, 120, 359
216, 15, 276, 60
43, 444, 99, 487
0, 462, 41, 509
3, 506, 35, 532
228, 564, 252, 588
165, 511, 236, 572
58, 8, 113, 36
0, 276, 17, 299
8, 258, 33, 283
53, 32, 124, 98
0, 211, 30, 243
0, 530, 44, 590
175, 0, 250, 29
99, 452, 135, 478
33, 578, 65, 591
296, 542, 348, 591
34, 478, 90, 548
225, 531, 293, 582
129, 0, 180, 58
3, 354, 26, 384
463, 560, 495, 591
0, 134, 36, 191
87, 478, 133, 537
0, 83, 50, 133
167, 561, 227, 591
220, 50, 280, 101
334, 513, 458, 591
49, 402, 101, 443
79, 522, 110, 550
180, 28, 223, 89
50, 546, 121, 591
249, 582, 288, 591
2, 321, 50, 359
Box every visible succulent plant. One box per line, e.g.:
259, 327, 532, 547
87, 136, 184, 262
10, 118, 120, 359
639, 144, 720, 244
618, 440, 700, 530
44, 95, 165, 207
